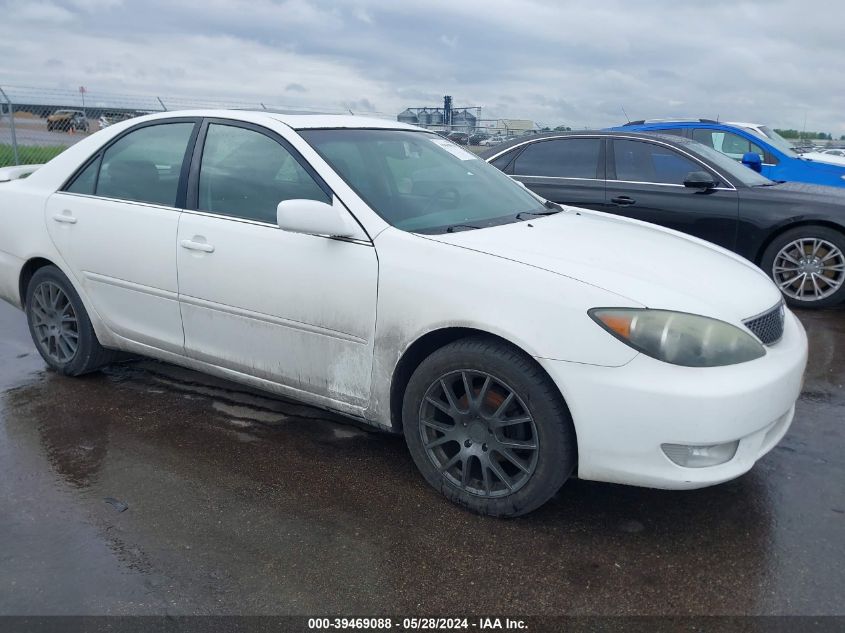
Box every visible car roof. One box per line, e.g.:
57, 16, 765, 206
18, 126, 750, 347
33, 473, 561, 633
133, 109, 421, 131
619, 120, 756, 132
620, 118, 719, 127
478, 129, 697, 159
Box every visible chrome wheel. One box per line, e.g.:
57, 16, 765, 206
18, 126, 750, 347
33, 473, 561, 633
29, 281, 79, 364
772, 237, 845, 302
419, 370, 539, 498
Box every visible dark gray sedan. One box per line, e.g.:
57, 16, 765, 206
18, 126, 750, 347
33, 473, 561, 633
483, 131, 845, 308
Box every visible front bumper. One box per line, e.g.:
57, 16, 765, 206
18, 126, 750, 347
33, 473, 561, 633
538, 309, 808, 489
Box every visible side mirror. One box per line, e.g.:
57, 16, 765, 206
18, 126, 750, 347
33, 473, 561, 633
276, 199, 357, 238
683, 171, 718, 189
741, 151, 763, 173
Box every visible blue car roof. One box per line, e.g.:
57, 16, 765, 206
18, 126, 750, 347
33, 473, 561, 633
609, 120, 735, 130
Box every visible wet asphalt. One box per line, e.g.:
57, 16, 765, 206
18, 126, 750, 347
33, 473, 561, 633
0, 299, 842, 616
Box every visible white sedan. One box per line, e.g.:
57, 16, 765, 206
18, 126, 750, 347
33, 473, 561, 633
0, 111, 808, 516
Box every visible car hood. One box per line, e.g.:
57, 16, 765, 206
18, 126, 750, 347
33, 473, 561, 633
752, 181, 845, 207
794, 154, 845, 175
800, 152, 845, 167
425, 208, 781, 323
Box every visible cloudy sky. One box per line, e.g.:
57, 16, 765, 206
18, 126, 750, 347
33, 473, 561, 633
1, 0, 844, 134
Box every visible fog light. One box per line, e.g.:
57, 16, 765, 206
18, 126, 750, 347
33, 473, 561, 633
661, 441, 739, 468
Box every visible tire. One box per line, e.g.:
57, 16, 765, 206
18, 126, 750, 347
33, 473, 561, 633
25, 265, 118, 375
761, 226, 845, 308
402, 336, 576, 517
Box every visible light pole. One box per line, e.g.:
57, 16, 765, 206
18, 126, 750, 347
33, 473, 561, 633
79, 86, 87, 130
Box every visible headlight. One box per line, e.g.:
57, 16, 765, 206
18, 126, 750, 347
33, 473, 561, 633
589, 308, 765, 367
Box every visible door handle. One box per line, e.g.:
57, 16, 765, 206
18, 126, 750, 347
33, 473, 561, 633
180, 239, 215, 253
610, 196, 636, 206
52, 211, 77, 224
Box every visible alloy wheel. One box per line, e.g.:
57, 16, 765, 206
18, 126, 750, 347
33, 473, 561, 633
418, 370, 539, 498
29, 281, 79, 364
772, 237, 845, 302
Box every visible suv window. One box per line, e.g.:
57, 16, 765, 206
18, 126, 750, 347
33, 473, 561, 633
198, 123, 329, 223
512, 138, 601, 178
613, 139, 704, 185
96, 122, 195, 206
692, 129, 765, 161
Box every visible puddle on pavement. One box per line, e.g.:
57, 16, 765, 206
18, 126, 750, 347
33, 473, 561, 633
0, 302, 843, 614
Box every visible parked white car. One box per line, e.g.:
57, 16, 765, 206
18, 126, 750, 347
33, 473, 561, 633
0, 111, 808, 516
479, 135, 505, 146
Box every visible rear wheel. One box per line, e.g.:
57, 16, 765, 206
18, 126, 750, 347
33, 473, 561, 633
403, 337, 576, 517
762, 226, 845, 308
25, 266, 118, 375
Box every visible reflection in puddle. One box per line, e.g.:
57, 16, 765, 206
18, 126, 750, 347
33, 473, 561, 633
0, 307, 842, 614
212, 401, 288, 424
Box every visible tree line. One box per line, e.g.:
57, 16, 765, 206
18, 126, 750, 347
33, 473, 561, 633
774, 129, 845, 141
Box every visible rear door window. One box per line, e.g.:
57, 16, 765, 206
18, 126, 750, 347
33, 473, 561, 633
511, 138, 602, 178
96, 122, 195, 206
65, 157, 100, 195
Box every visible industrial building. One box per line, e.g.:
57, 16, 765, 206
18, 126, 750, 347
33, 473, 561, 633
397, 97, 538, 140
397, 96, 480, 132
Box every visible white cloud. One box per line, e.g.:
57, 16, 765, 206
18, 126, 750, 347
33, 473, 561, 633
1, 0, 843, 134
66, 0, 124, 11
7, 1, 75, 23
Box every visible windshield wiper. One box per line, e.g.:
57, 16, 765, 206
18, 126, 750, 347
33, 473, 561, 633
445, 224, 481, 233
515, 209, 562, 221
515, 199, 564, 221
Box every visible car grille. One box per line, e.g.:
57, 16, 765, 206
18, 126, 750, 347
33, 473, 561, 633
743, 302, 785, 346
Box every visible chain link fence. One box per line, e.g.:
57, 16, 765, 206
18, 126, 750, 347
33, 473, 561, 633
0, 85, 552, 167
0, 85, 405, 168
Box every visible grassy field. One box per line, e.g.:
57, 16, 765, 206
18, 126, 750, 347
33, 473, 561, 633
0, 144, 66, 168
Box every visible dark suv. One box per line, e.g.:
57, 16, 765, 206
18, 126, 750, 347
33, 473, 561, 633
47, 110, 89, 132
446, 131, 469, 145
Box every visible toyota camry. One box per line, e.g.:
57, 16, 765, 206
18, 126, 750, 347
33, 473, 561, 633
0, 111, 808, 516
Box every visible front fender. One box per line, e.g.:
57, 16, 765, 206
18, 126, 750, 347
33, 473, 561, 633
364, 228, 640, 427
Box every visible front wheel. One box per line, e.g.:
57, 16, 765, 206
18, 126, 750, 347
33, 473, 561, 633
403, 337, 576, 517
761, 226, 845, 308
25, 265, 118, 375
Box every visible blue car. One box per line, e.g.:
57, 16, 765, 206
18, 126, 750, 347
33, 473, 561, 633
608, 119, 845, 188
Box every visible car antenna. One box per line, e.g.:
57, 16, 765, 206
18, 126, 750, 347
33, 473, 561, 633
621, 105, 631, 123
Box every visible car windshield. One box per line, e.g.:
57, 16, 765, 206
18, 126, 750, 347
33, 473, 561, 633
299, 129, 546, 233
749, 126, 800, 158
685, 141, 774, 187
